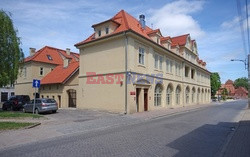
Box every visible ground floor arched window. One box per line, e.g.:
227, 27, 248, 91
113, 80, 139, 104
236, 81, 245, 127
192, 87, 195, 103
185, 86, 190, 104
166, 84, 173, 106
176, 85, 181, 105
154, 84, 162, 106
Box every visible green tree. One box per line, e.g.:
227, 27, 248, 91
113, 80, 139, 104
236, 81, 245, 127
234, 77, 248, 90
210, 72, 221, 96
0, 10, 24, 87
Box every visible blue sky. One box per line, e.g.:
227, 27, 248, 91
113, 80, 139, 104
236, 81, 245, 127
0, 0, 248, 83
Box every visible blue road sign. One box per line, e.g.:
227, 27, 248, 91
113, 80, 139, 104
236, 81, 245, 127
32, 79, 40, 88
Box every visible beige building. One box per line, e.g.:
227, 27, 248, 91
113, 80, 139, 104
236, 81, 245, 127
75, 10, 211, 114
15, 46, 79, 108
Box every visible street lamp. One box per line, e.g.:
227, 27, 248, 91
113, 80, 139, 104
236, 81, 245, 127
230, 59, 247, 69
231, 55, 250, 108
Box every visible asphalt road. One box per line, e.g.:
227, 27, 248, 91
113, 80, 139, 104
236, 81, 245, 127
0, 100, 247, 157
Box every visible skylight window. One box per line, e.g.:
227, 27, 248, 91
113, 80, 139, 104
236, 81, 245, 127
47, 55, 53, 60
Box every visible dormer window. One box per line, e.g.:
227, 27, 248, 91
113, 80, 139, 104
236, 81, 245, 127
98, 30, 101, 37
47, 55, 53, 60
157, 37, 159, 44
105, 27, 109, 34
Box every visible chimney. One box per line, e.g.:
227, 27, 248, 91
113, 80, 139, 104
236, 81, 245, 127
139, 14, 146, 29
63, 58, 69, 68
66, 48, 70, 56
29, 48, 36, 56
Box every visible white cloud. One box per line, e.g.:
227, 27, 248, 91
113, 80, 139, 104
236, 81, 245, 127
148, 0, 205, 38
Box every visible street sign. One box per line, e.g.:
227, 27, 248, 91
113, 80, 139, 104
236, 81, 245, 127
32, 79, 40, 88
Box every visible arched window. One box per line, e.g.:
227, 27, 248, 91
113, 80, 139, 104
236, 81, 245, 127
154, 84, 162, 106
176, 85, 181, 105
197, 88, 200, 103
166, 84, 173, 105
192, 87, 195, 103
186, 86, 190, 104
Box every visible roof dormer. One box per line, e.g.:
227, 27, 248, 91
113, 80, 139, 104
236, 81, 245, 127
161, 37, 172, 50
147, 29, 162, 44
92, 19, 120, 39
192, 40, 198, 54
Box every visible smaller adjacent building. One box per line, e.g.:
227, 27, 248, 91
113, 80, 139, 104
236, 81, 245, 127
15, 46, 79, 108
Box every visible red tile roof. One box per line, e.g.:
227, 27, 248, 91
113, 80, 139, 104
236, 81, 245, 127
75, 10, 208, 69
171, 34, 189, 46
75, 10, 154, 46
24, 46, 79, 65
41, 61, 79, 85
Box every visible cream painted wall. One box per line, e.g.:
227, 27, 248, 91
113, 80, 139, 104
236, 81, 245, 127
77, 32, 211, 114
39, 71, 79, 108
15, 61, 57, 98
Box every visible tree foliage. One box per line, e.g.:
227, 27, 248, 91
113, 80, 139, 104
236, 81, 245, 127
234, 77, 248, 90
0, 10, 24, 87
210, 72, 221, 96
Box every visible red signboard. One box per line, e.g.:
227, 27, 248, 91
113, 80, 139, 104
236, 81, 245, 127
130, 91, 136, 95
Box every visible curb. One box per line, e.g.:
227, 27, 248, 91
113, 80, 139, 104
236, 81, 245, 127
25, 122, 41, 129
218, 107, 248, 157
146, 104, 212, 121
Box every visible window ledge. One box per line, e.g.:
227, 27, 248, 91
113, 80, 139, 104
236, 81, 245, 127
138, 64, 146, 68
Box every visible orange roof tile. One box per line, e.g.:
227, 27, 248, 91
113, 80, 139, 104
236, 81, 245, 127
171, 34, 189, 46
75, 10, 154, 46
41, 61, 79, 85
24, 46, 79, 65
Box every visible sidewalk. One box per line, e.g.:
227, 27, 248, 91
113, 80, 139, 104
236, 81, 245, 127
222, 108, 250, 157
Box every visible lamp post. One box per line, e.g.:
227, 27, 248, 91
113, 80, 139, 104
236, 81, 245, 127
231, 54, 250, 108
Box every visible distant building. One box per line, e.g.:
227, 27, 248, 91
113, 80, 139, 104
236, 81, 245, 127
234, 87, 248, 99
217, 79, 248, 99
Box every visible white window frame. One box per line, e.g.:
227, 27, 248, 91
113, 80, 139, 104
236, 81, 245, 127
105, 27, 109, 34
139, 47, 145, 65
159, 56, 163, 70
154, 54, 159, 69
40, 67, 44, 76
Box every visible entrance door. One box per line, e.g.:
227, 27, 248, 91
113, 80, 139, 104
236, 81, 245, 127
136, 88, 141, 112
144, 89, 148, 111
68, 89, 76, 108
58, 95, 61, 108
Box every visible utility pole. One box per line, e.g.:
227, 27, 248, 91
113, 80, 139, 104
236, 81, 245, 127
248, 54, 250, 108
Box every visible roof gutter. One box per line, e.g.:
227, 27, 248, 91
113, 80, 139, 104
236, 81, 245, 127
124, 31, 128, 114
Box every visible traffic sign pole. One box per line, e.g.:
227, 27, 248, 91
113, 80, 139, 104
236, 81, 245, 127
32, 79, 40, 114
33, 87, 36, 114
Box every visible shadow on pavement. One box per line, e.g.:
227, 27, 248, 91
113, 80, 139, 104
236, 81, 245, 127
166, 122, 237, 157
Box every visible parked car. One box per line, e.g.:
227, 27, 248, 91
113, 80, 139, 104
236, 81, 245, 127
2, 95, 30, 111
23, 98, 58, 114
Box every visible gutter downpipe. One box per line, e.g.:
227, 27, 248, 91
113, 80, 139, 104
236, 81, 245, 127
124, 32, 128, 114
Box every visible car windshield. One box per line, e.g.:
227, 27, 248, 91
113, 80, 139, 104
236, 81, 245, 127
42, 99, 56, 103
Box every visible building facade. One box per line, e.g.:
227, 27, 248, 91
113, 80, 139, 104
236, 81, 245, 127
217, 79, 248, 99
75, 10, 211, 114
15, 46, 79, 108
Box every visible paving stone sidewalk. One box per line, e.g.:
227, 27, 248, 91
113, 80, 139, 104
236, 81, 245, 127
222, 107, 250, 157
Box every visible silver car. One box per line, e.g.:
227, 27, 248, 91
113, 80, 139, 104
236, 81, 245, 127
23, 98, 58, 114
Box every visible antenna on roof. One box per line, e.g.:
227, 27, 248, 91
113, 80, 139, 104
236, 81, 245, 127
151, 23, 153, 29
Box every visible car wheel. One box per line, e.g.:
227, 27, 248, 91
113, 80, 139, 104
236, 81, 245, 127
35, 108, 39, 114
52, 110, 57, 113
